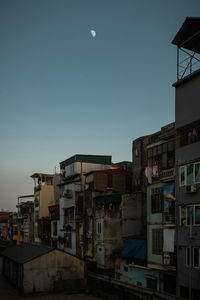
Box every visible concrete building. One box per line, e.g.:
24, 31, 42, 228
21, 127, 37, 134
48, 173, 61, 247
30, 173, 54, 244
172, 17, 200, 299
0, 212, 11, 241
17, 195, 34, 243
57, 154, 112, 256
146, 123, 176, 295
75, 168, 132, 269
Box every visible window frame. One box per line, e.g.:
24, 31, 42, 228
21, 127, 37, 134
185, 205, 200, 226
193, 247, 200, 268
179, 162, 200, 187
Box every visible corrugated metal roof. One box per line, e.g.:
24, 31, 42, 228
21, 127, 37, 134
1, 243, 54, 264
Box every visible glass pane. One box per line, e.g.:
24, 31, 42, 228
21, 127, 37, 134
187, 207, 194, 225
195, 163, 200, 183
180, 166, 185, 186
187, 164, 194, 185
193, 248, 199, 267
195, 206, 200, 225
187, 248, 190, 267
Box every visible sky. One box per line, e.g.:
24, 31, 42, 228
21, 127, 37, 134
0, 0, 200, 211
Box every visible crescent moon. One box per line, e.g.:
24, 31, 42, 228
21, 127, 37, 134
90, 30, 96, 38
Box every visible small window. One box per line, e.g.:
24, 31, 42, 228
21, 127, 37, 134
193, 248, 200, 268
97, 222, 101, 234
65, 232, 72, 248
135, 148, 139, 157
180, 166, 185, 186
195, 163, 200, 183
152, 229, 163, 255
195, 206, 200, 225
186, 247, 190, 267
186, 206, 194, 225
187, 164, 194, 185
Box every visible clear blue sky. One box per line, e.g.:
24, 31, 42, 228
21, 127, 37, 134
0, 0, 199, 210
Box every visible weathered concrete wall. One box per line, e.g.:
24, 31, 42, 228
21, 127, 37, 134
23, 249, 85, 294
175, 73, 200, 129
122, 193, 146, 238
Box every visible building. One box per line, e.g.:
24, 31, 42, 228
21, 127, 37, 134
57, 154, 112, 256
146, 123, 176, 295
48, 173, 61, 247
2, 243, 85, 294
172, 17, 200, 299
17, 195, 34, 243
30, 173, 54, 244
0, 211, 11, 241
75, 168, 132, 269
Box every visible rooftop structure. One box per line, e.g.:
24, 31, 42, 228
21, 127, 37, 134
172, 17, 200, 81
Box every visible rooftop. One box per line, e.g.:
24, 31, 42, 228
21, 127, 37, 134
60, 154, 112, 169
1, 243, 54, 264
172, 17, 200, 54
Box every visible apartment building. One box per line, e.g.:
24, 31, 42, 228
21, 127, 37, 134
172, 17, 200, 299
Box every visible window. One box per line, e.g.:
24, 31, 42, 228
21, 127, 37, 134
186, 247, 190, 267
64, 207, 74, 223
135, 148, 139, 157
152, 229, 163, 255
193, 248, 200, 268
186, 205, 200, 226
186, 247, 200, 268
180, 166, 185, 186
187, 164, 194, 185
65, 232, 72, 248
195, 163, 200, 183
97, 222, 102, 234
151, 188, 163, 214
179, 162, 200, 186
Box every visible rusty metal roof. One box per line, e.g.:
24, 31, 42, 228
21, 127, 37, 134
172, 17, 200, 53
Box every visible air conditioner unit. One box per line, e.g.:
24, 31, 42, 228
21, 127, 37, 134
185, 184, 196, 193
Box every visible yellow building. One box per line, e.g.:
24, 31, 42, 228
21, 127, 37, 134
31, 173, 54, 244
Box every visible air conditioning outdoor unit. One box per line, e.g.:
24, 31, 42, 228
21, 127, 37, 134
185, 184, 196, 193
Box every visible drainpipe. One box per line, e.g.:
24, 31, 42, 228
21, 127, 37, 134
189, 211, 192, 300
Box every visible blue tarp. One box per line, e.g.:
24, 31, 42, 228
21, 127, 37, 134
122, 240, 147, 263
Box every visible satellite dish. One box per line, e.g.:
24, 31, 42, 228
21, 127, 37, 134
90, 30, 96, 38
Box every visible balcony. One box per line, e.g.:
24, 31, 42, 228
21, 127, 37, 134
161, 168, 175, 181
